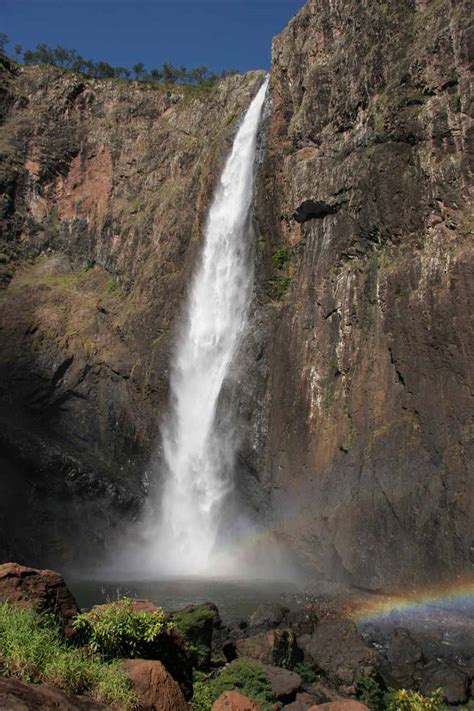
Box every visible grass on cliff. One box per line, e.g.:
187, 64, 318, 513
0, 602, 136, 709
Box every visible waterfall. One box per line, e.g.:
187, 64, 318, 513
152, 78, 269, 575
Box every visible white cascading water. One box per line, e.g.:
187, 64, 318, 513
152, 78, 269, 575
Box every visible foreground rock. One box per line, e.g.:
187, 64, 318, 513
261, 663, 301, 701
233, 629, 301, 667
419, 661, 470, 705
298, 619, 378, 687
247, 603, 318, 637
0, 676, 103, 710
0, 562, 79, 638
211, 691, 261, 711
122, 659, 188, 711
248, 603, 290, 630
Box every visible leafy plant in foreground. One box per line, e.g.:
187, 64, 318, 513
191, 660, 276, 711
73, 596, 167, 660
0, 602, 135, 709
385, 688, 445, 711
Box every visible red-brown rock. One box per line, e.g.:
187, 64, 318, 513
122, 659, 188, 711
0, 563, 79, 638
211, 691, 261, 711
0, 676, 104, 709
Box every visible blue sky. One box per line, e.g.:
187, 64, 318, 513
1, 0, 305, 73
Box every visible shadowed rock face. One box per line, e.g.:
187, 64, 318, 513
245, 0, 473, 587
0, 0, 472, 589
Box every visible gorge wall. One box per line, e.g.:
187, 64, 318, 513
0, 61, 264, 566
0, 0, 472, 589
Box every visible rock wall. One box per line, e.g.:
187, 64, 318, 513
247, 0, 473, 587
0, 60, 264, 567
0, 0, 472, 589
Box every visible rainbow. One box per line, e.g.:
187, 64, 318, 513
350, 580, 474, 625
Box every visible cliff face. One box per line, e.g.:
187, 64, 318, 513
0, 0, 472, 588
0, 62, 264, 566
248, 0, 473, 587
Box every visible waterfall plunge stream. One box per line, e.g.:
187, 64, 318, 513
151, 79, 269, 576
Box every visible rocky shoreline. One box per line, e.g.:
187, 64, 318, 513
0, 563, 472, 710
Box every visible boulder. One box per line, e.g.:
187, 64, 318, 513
379, 628, 423, 688
285, 607, 318, 636
419, 661, 469, 705
0, 676, 103, 710
235, 629, 302, 667
298, 619, 378, 686
122, 659, 188, 711
248, 603, 289, 629
308, 703, 370, 711
284, 693, 322, 711
284, 682, 344, 710
261, 663, 301, 701
0, 562, 79, 638
211, 690, 261, 711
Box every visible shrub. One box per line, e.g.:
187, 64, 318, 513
385, 688, 445, 711
191, 660, 276, 711
292, 660, 320, 685
170, 606, 215, 669
268, 275, 292, 301
356, 674, 385, 711
73, 597, 167, 660
272, 246, 290, 271
0, 602, 135, 709
192, 671, 216, 711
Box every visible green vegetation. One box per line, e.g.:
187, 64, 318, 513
170, 606, 214, 669
73, 597, 168, 660
1, 34, 239, 88
292, 660, 320, 685
356, 675, 450, 711
269, 245, 292, 301
192, 661, 276, 711
0, 602, 136, 709
224, 112, 237, 126
271, 246, 290, 271
356, 674, 386, 711
386, 688, 445, 711
269, 275, 292, 301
